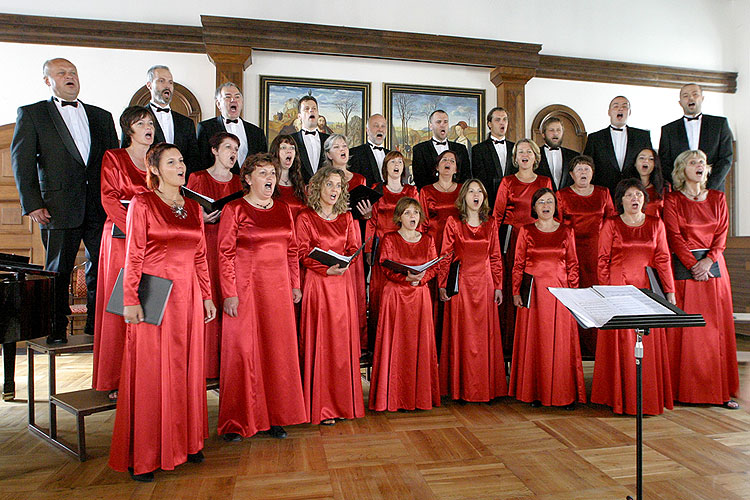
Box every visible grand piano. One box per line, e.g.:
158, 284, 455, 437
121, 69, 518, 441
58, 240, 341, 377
0, 252, 56, 401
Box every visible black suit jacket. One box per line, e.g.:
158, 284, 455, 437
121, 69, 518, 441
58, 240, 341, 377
129, 106, 200, 175
537, 145, 579, 192
349, 143, 390, 187
196, 116, 268, 174
292, 130, 329, 183
411, 140, 471, 189
658, 114, 733, 191
471, 138, 516, 208
11, 98, 118, 229
583, 126, 652, 196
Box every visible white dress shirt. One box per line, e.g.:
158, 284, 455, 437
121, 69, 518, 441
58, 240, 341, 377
543, 145, 563, 188
683, 115, 702, 151
491, 135, 507, 174
369, 142, 386, 178
610, 126, 627, 170
54, 97, 90, 164
431, 137, 449, 156
150, 102, 174, 144
224, 118, 248, 166
302, 129, 321, 173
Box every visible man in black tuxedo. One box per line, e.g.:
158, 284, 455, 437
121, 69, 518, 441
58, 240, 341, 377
11, 58, 118, 343
196, 82, 268, 174
536, 117, 578, 192
471, 106, 515, 208
292, 96, 328, 183
411, 110, 471, 189
583, 96, 652, 196
658, 83, 733, 191
349, 114, 389, 186
143, 65, 199, 175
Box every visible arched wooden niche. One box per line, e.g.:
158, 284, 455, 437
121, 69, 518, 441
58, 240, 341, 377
531, 104, 587, 152
129, 83, 202, 127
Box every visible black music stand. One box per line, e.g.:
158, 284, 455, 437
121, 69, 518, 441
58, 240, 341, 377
554, 288, 705, 500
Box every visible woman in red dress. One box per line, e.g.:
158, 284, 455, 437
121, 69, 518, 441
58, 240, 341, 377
623, 148, 670, 218
591, 178, 676, 415
270, 134, 307, 218
296, 166, 365, 425
664, 150, 740, 409
510, 188, 585, 408
217, 153, 306, 441
93, 106, 155, 400
556, 155, 616, 357
185, 132, 242, 380
439, 180, 508, 402
494, 140, 553, 357
364, 151, 418, 352
369, 197, 440, 411
110, 143, 216, 482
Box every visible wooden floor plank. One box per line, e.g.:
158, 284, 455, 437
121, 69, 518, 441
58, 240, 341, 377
648, 434, 750, 475
396, 427, 490, 464
417, 456, 533, 499
329, 464, 436, 500
574, 444, 698, 484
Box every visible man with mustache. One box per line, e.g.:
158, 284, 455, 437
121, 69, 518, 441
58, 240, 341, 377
583, 96, 652, 196
11, 58, 118, 344
349, 114, 390, 186
197, 82, 268, 174
658, 83, 733, 191
536, 117, 579, 192
292, 96, 328, 183
142, 65, 199, 175
411, 110, 471, 189
471, 107, 515, 208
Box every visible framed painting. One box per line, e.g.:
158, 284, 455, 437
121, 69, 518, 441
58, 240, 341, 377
383, 83, 485, 173
260, 76, 370, 147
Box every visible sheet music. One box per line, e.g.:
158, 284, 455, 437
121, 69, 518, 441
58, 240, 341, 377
592, 285, 675, 316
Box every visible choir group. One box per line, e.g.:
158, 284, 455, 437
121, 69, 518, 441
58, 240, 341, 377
10, 58, 740, 482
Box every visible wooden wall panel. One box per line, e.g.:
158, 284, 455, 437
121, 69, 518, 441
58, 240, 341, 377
726, 238, 750, 337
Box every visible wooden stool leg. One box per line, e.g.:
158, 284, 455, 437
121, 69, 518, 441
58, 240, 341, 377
77, 413, 86, 461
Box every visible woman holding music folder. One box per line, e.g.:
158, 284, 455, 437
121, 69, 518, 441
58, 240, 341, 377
663, 150, 740, 409
93, 106, 155, 401
556, 155, 616, 358
510, 187, 585, 409
591, 178, 676, 416
271, 134, 307, 219
369, 197, 440, 411
295, 166, 365, 425
217, 153, 306, 441
185, 132, 242, 380
364, 151, 418, 352
109, 143, 216, 482
493, 140, 553, 357
438, 180, 507, 402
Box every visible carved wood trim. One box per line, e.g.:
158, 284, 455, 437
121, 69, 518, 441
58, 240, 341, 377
530, 104, 587, 151
128, 83, 202, 126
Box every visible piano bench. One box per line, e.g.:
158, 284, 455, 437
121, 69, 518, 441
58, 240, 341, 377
49, 389, 116, 461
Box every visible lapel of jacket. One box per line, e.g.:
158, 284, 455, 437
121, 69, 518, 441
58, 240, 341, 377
81, 102, 98, 166
153, 112, 166, 144
486, 140, 503, 178
602, 129, 618, 171
366, 145, 381, 183
697, 116, 712, 152
46, 98, 85, 166
295, 131, 314, 179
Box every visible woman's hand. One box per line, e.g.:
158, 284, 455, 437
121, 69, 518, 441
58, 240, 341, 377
439, 288, 450, 301
204, 299, 217, 323
223, 296, 239, 317
203, 209, 221, 224
494, 289, 503, 305
327, 264, 348, 276
512, 295, 523, 308
406, 270, 425, 285
666, 292, 676, 305
356, 199, 373, 219
292, 288, 302, 303
123, 304, 144, 325
691, 257, 714, 281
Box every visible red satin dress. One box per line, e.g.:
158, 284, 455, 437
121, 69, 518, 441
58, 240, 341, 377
439, 216, 508, 401
93, 148, 148, 391
663, 190, 739, 404
295, 208, 365, 424
365, 183, 419, 351
277, 184, 307, 219
556, 185, 616, 358
591, 215, 675, 415
643, 184, 670, 218
109, 192, 211, 475
369, 231, 440, 411
510, 223, 586, 406
348, 172, 368, 345
186, 170, 242, 379
216, 199, 307, 436
494, 174, 553, 357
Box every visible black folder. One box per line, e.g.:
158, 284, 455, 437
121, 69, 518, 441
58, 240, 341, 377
111, 200, 130, 239
519, 272, 533, 308
105, 268, 174, 326
308, 236, 371, 268
381, 255, 445, 275
445, 260, 460, 297
646, 266, 665, 299
672, 249, 721, 280
181, 186, 244, 213
348, 185, 383, 219
499, 224, 513, 254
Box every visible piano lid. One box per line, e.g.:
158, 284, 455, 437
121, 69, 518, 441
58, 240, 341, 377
0, 253, 57, 276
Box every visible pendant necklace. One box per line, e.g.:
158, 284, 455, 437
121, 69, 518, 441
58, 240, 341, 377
156, 189, 187, 219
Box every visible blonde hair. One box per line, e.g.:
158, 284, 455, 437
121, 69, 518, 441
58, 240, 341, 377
672, 149, 711, 192
512, 139, 541, 170
306, 166, 350, 215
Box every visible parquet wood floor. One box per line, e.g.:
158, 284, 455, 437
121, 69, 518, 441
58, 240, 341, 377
1, 350, 749, 500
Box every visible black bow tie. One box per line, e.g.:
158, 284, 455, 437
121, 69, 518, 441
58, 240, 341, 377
303, 130, 317, 135
610, 126, 624, 132
546, 146, 560, 151
60, 100, 78, 108
371, 145, 384, 151
432, 139, 447, 146
684, 114, 702, 121
152, 105, 170, 113
492, 139, 505, 145
225, 119, 239, 124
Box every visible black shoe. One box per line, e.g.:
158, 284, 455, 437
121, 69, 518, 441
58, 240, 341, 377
268, 426, 287, 439
222, 433, 242, 442
128, 468, 154, 482
46, 335, 68, 345
187, 451, 204, 463
530, 400, 542, 408
564, 403, 576, 411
